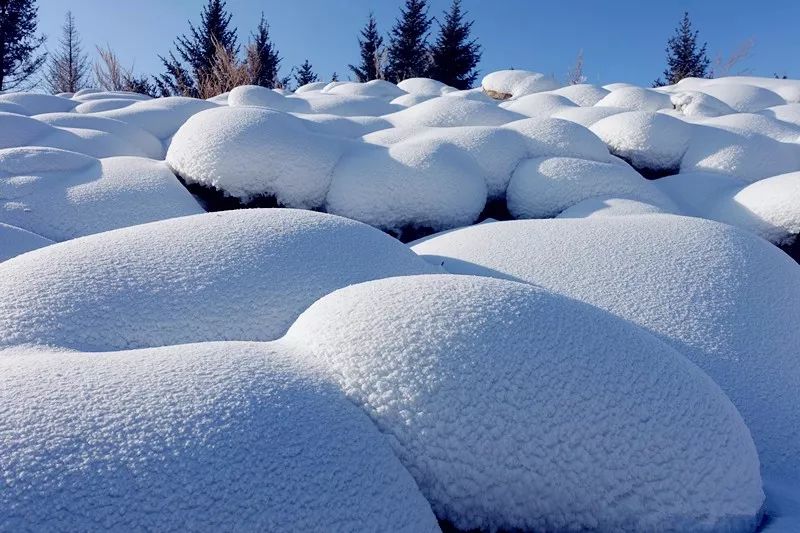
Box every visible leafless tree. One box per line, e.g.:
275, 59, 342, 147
93, 44, 127, 90
713, 38, 755, 77
567, 49, 587, 85
44, 11, 89, 93
196, 37, 255, 98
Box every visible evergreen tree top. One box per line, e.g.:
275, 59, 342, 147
0, 0, 48, 91
176, 0, 238, 75
386, 0, 432, 82
428, 0, 481, 89
656, 11, 710, 86
348, 11, 384, 82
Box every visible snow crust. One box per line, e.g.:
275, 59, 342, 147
286, 274, 764, 532
0, 223, 53, 262
0, 209, 438, 351
412, 215, 800, 473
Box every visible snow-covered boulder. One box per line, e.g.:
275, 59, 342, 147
700, 83, 786, 113
595, 86, 672, 112
481, 70, 560, 100
499, 92, 576, 118
506, 156, 671, 218
0, 342, 439, 532
286, 274, 764, 532
0, 148, 201, 241
761, 103, 800, 128
96, 96, 218, 140
504, 117, 615, 162
325, 140, 487, 233
294, 81, 328, 93
0, 209, 438, 351
292, 92, 401, 116
549, 83, 610, 106
411, 215, 800, 473
0, 223, 52, 262
654, 171, 746, 217
228, 84, 295, 110
74, 97, 142, 113
551, 105, 626, 127
385, 96, 523, 127
590, 111, 692, 173
0, 92, 77, 114
698, 112, 800, 143
710, 171, 800, 245
167, 106, 346, 207
397, 78, 456, 96
670, 90, 736, 118
324, 79, 407, 99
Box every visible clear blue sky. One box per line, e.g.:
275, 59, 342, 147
36, 0, 800, 86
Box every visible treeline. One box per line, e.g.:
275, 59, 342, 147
0, 0, 775, 96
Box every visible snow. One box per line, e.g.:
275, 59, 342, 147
556, 196, 668, 218
480, 69, 561, 99
507, 156, 671, 218
549, 83, 610, 106
504, 117, 615, 162
670, 90, 736, 118
590, 111, 692, 172
0, 341, 439, 532
0, 149, 202, 241
227, 84, 293, 109
411, 215, 800, 474
96, 96, 218, 140
654, 171, 746, 216
167, 106, 346, 207
0, 223, 53, 262
761, 103, 800, 127
550, 104, 627, 127
285, 274, 763, 532
384, 95, 523, 127
0, 92, 77, 114
0, 209, 438, 351
595, 86, 673, 111
324, 79, 407, 99
698, 83, 786, 113
325, 140, 487, 232
709, 171, 800, 244
397, 77, 456, 96
499, 92, 576, 118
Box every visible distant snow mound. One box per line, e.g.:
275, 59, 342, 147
549, 83, 610, 106
0, 209, 438, 351
385, 95, 522, 127
96, 96, 218, 140
556, 196, 668, 218
507, 156, 670, 218
286, 274, 764, 532
595, 86, 672, 112
0, 92, 77, 114
0, 342, 439, 532
481, 69, 561, 99
167, 106, 346, 207
0, 148, 201, 241
412, 215, 800, 473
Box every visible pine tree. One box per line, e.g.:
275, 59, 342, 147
44, 11, 89, 93
157, 0, 237, 96
246, 13, 281, 88
293, 59, 317, 87
0, 0, 47, 91
386, 0, 432, 82
428, 0, 480, 89
331, 71, 339, 82
654, 12, 710, 86
348, 12, 384, 82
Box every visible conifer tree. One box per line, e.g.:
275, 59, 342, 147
157, 0, 237, 96
428, 0, 480, 89
246, 13, 281, 88
331, 71, 339, 82
654, 12, 710, 86
348, 12, 384, 82
44, 11, 89, 93
0, 0, 47, 91
293, 59, 317, 87
386, 0, 432, 82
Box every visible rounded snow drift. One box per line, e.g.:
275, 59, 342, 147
0, 223, 52, 262
0, 342, 439, 532
411, 215, 800, 473
167, 106, 346, 207
0, 209, 439, 351
481, 70, 560, 99
286, 274, 764, 532
595, 87, 672, 112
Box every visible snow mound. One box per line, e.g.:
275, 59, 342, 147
293, 92, 400, 116
397, 77, 456, 96
0, 209, 438, 351
549, 83, 610, 106
286, 274, 763, 532
167, 106, 345, 207
0, 150, 201, 241
326, 140, 487, 233
294, 81, 328, 93
96, 96, 218, 140
654, 171, 746, 216
595, 86, 672, 111
481, 69, 560, 100
761, 103, 800, 128
507, 156, 671, 218
550, 105, 626, 127
499, 92, 576, 118
670, 90, 736, 118
0, 101, 30, 115
557, 196, 669, 218
0, 223, 52, 262
590, 111, 692, 172
412, 215, 800, 473
0, 92, 77, 114
504, 117, 615, 162
228, 84, 293, 109
698, 112, 800, 142
0, 342, 439, 532
700, 83, 786, 113
710, 171, 800, 244
385, 96, 523, 128
681, 125, 800, 182
324, 79, 406, 99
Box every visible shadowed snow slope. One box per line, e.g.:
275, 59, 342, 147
412, 215, 800, 473
0, 342, 439, 532
0, 209, 439, 351
285, 274, 763, 533
0, 223, 53, 262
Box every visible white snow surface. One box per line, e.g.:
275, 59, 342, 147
481, 69, 561, 99
285, 274, 763, 532
0, 223, 53, 262
412, 215, 800, 474
0, 341, 440, 532
0, 209, 439, 351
